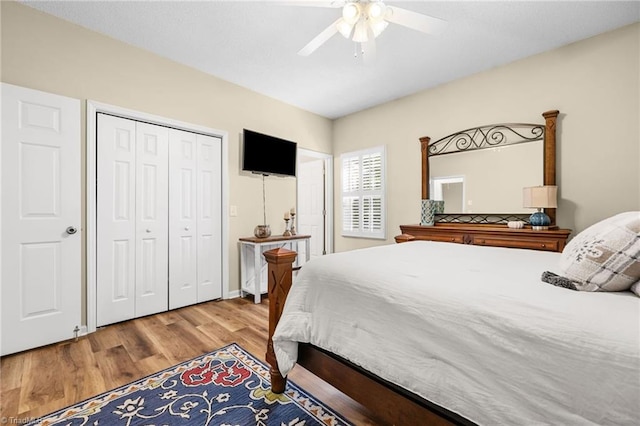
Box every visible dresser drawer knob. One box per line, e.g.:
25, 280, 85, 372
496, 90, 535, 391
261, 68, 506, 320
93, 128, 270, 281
541, 243, 546, 248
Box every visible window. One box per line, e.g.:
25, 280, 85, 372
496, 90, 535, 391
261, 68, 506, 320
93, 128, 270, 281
341, 146, 385, 239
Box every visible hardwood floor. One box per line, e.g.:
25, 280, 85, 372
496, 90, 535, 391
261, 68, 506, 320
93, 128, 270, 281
0, 297, 387, 425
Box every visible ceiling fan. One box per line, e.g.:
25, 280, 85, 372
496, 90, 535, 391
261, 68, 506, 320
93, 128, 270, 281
290, 0, 447, 58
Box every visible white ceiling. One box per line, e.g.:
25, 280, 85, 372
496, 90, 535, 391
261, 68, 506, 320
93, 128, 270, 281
21, 1, 640, 119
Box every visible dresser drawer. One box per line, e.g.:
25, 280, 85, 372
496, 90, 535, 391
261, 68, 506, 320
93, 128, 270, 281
472, 236, 559, 252
398, 224, 571, 253
424, 234, 465, 244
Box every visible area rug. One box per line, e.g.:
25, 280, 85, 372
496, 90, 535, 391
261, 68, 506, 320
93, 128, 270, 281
27, 343, 352, 426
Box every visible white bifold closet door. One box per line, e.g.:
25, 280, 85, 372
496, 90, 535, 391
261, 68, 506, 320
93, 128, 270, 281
96, 114, 222, 326
168, 129, 222, 309
97, 114, 169, 326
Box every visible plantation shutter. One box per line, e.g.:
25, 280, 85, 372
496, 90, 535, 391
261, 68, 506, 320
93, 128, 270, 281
341, 146, 385, 239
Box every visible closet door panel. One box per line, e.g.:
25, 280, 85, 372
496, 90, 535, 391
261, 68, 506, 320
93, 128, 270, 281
96, 114, 136, 326
135, 122, 169, 317
168, 129, 198, 309
197, 134, 222, 302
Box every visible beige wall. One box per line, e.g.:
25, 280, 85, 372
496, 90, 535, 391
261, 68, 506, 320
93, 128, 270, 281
333, 23, 640, 252
1, 2, 333, 321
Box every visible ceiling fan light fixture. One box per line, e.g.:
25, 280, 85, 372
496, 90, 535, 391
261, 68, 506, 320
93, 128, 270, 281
352, 18, 369, 43
337, 19, 354, 39
367, 1, 386, 21
370, 20, 388, 38
296, 1, 447, 58
342, 3, 361, 25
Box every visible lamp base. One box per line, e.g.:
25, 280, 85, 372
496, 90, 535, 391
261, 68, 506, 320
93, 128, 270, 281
531, 225, 550, 231
529, 210, 550, 231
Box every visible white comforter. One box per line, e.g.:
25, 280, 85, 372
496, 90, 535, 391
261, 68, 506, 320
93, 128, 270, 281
272, 241, 640, 425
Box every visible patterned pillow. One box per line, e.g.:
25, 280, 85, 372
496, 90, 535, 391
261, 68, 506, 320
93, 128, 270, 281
559, 211, 640, 293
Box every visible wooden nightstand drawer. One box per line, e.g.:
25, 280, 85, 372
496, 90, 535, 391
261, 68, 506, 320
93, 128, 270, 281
472, 236, 559, 252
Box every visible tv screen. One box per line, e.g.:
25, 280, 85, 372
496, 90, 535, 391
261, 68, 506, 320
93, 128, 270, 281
242, 129, 297, 177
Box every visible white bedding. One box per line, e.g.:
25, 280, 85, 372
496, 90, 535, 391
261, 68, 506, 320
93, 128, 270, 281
272, 241, 640, 425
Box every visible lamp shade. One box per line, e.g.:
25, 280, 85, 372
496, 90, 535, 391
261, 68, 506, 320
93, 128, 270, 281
523, 185, 558, 209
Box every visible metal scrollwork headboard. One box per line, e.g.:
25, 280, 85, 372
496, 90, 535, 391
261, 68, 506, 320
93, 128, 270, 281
420, 110, 559, 225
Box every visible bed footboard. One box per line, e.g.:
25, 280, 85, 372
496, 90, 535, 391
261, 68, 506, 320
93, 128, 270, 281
263, 247, 297, 393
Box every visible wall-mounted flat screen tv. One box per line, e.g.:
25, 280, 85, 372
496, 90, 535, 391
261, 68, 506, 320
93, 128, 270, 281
242, 129, 297, 177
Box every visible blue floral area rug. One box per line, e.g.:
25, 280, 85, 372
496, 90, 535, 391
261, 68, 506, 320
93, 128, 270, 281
28, 343, 352, 426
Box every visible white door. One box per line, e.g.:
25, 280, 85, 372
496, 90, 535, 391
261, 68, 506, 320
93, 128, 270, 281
297, 158, 326, 259
196, 134, 222, 301
96, 115, 168, 326
1, 83, 81, 356
134, 122, 169, 317
96, 114, 137, 326
168, 130, 222, 308
168, 129, 198, 309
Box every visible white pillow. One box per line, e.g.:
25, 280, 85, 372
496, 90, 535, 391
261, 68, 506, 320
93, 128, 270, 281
559, 211, 640, 293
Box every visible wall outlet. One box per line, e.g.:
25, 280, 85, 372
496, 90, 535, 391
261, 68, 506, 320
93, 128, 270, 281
230, 205, 238, 217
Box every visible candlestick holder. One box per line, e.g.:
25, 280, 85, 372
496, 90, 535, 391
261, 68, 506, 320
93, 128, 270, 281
283, 218, 292, 237
290, 212, 297, 235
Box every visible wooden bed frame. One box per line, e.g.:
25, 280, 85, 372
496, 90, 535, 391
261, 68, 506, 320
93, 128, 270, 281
264, 110, 560, 425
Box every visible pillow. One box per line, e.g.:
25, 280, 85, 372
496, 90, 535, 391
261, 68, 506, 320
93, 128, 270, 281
559, 211, 640, 293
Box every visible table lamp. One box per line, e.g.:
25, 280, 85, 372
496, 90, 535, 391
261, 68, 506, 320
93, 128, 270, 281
523, 185, 557, 230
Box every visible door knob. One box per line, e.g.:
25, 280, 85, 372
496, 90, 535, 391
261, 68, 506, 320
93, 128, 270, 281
146, 229, 151, 233
66, 226, 78, 235
184, 226, 190, 231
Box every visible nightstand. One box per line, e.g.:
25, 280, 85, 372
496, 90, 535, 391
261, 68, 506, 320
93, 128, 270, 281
239, 234, 311, 303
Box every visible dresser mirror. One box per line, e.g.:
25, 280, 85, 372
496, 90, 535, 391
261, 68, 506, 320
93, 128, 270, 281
420, 110, 558, 225
430, 141, 543, 214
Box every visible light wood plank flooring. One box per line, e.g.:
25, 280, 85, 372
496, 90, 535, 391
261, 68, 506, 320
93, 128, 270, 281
1, 297, 387, 425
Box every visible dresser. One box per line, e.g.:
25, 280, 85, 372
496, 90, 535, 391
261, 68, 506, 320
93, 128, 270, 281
239, 234, 311, 303
397, 224, 571, 253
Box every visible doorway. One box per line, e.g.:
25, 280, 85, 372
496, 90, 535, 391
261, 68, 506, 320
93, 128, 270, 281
296, 149, 333, 259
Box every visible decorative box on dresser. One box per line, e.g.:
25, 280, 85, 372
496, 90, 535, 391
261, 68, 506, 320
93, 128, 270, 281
397, 224, 571, 253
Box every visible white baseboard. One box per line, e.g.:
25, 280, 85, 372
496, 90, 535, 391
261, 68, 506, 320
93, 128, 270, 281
225, 290, 241, 299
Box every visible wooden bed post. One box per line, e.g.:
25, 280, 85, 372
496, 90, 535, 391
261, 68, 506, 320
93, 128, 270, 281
420, 136, 430, 200
542, 110, 559, 226
263, 247, 297, 394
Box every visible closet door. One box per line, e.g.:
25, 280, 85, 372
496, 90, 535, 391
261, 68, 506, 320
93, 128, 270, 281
135, 122, 169, 317
96, 115, 168, 326
169, 131, 222, 306
197, 134, 222, 302
168, 129, 198, 309
97, 114, 137, 326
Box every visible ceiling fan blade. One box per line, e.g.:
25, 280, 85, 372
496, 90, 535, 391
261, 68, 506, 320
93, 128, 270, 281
298, 18, 341, 56
385, 6, 447, 35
